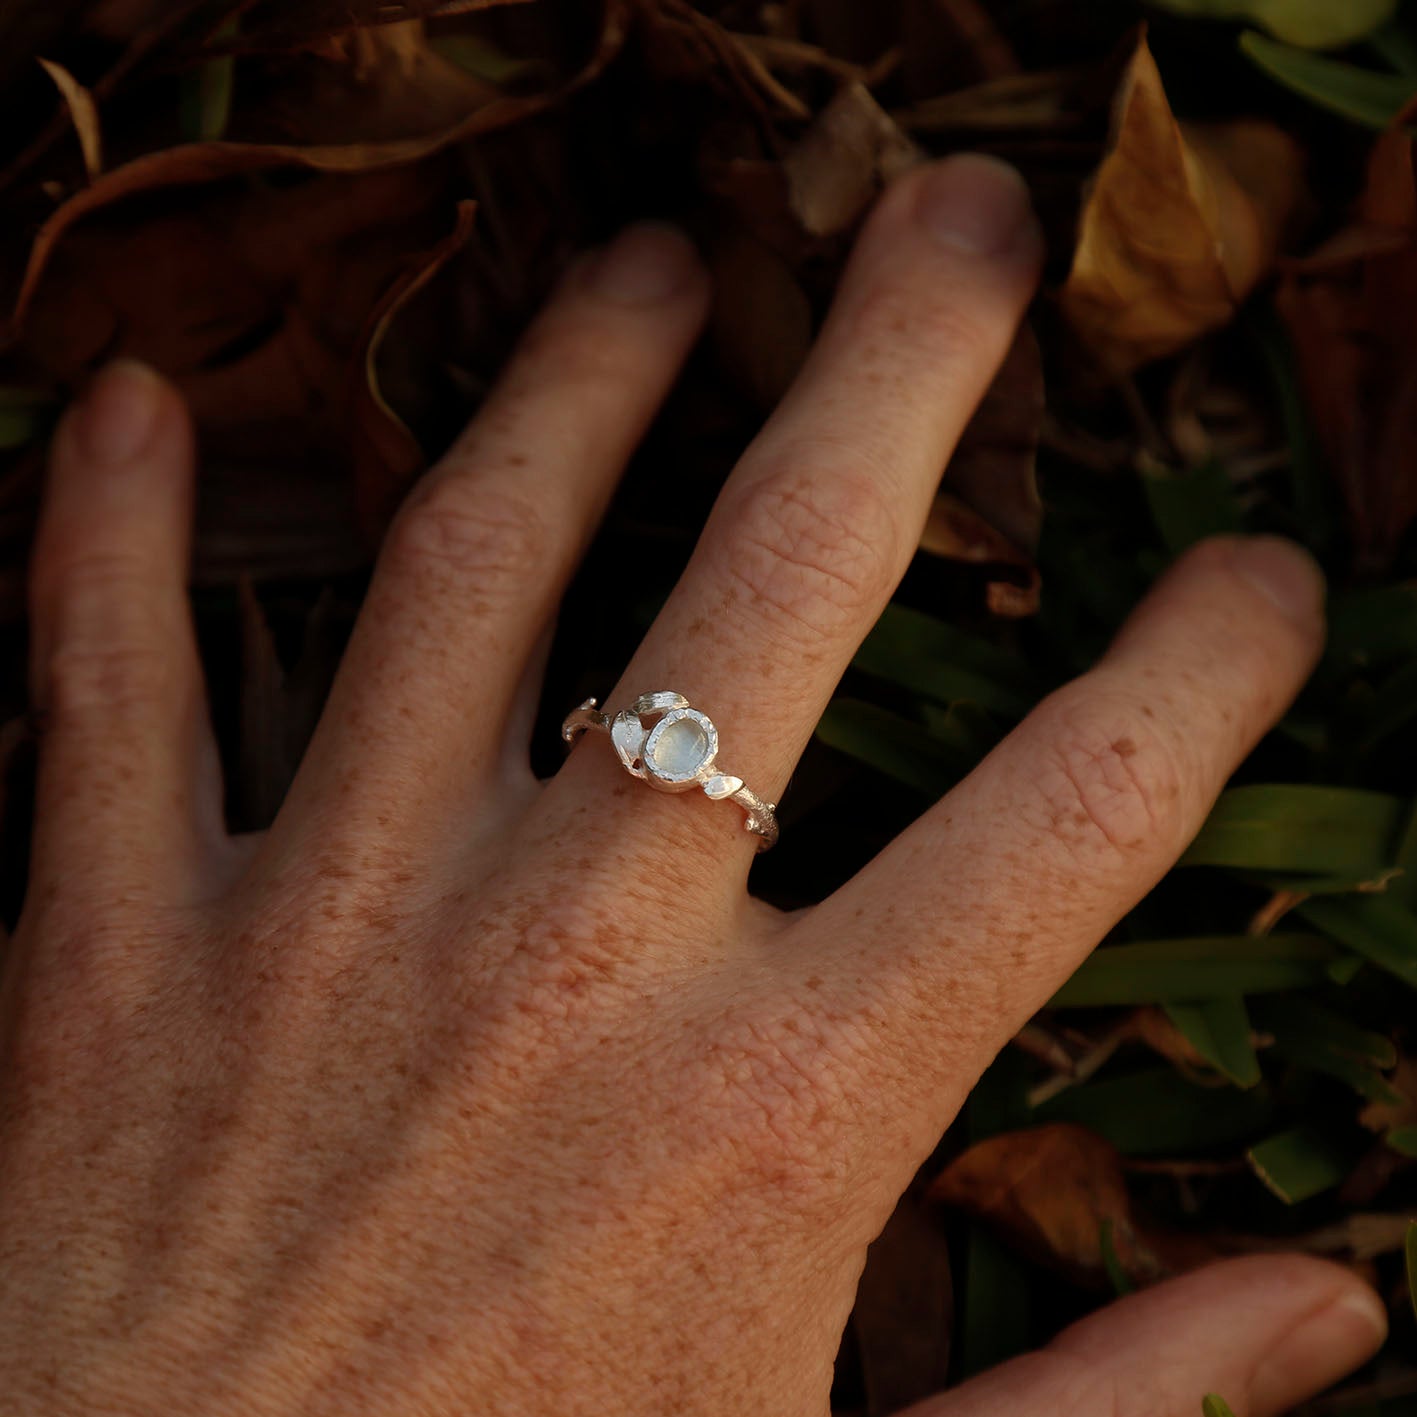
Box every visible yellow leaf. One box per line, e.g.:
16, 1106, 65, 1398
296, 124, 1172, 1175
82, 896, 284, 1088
37, 58, 102, 181
1151, 0, 1396, 51
1058, 34, 1304, 375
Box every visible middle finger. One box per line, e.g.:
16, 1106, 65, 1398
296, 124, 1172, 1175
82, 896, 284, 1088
552, 156, 1043, 868
264, 224, 709, 864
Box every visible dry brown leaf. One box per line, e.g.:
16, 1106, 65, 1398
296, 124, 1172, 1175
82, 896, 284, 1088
6, 2, 629, 332
783, 81, 921, 238
943, 322, 1044, 554
851, 1188, 952, 1417
180, 0, 533, 56
36, 59, 102, 181
897, 69, 1087, 134
929, 1124, 1175, 1289
1275, 127, 1417, 573
899, 0, 1020, 99
251, 19, 503, 145
12, 164, 453, 593
729, 34, 874, 86
354, 198, 478, 536
706, 223, 812, 411
1057, 31, 1304, 376
639, 0, 812, 121
1359, 1057, 1417, 1135
919, 495, 1040, 617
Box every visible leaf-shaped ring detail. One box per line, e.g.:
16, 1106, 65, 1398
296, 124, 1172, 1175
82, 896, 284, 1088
561, 692, 778, 850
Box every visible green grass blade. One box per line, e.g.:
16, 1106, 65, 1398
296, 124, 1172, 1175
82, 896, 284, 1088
1247, 1127, 1353, 1203
1240, 30, 1417, 128
1369, 18, 1417, 77
1203, 1396, 1239, 1417
0, 385, 52, 450
816, 699, 970, 798
179, 17, 238, 142
956, 1224, 1033, 1379
1255, 869, 1403, 895
1252, 994, 1396, 1066
1153, 0, 1396, 49
1350, 657, 1417, 755
1386, 799, 1417, 909
431, 34, 544, 84
1034, 1068, 1275, 1155
1182, 785, 1405, 874
1297, 895, 1417, 988
1328, 586, 1417, 668
918, 700, 1003, 762
1254, 995, 1401, 1102
1388, 1125, 1417, 1156
0, 405, 38, 449
1247, 311, 1332, 552
1164, 997, 1262, 1087
1051, 935, 1337, 1006
1142, 460, 1245, 556
1098, 1218, 1135, 1296
852, 604, 1038, 719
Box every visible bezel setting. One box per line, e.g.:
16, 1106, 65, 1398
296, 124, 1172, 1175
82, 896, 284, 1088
641, 707, 719, 790
560, 690, 778, 849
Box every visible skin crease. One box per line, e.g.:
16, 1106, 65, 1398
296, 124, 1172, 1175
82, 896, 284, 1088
0, 156, 1391, 1416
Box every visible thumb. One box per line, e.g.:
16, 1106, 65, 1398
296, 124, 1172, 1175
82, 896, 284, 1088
905, 1256, 1387, 1417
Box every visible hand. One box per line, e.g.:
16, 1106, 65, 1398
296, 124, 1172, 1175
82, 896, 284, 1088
0, 155, 1386, 1417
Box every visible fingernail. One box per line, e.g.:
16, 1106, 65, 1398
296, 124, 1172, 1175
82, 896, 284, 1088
71, 359, 164, 464
1254, 1287, 1388, 1409
917, 153, 1041, 257
1230, 535, 1326, 626
588, 222, 700, 304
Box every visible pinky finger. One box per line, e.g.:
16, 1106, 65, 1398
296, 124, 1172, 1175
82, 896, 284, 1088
27, 361, 228, 907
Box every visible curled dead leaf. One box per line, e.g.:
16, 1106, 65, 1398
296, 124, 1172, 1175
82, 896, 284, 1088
1058, 31, 1304, 375
639, 0, 812, 121
1275, 126, 1417, 573
355, 199, 478, 536
851, 1188, 953, 1417
930, 1123, 1173, 1289
919, 494, 1040, 617
944, 323, 1044, 554
7, 1, 629, 333
783, 81, 921, 238
899, 0, 1020, 94
37, 58, 102, 180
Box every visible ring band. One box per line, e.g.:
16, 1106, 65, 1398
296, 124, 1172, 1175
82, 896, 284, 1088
562, 692, 779, 851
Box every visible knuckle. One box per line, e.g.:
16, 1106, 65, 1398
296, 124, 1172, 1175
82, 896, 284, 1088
1028, 693, 1184, 860
44, 638, 175, 718
384, 479, 550, 589
721, 452, 900, 644
33, 539, 152, 602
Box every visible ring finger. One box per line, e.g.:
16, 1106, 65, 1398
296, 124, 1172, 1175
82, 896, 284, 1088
551, 155, 1044, 871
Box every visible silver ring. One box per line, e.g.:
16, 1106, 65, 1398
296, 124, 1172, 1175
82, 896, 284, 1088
561, 691, 779, 851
